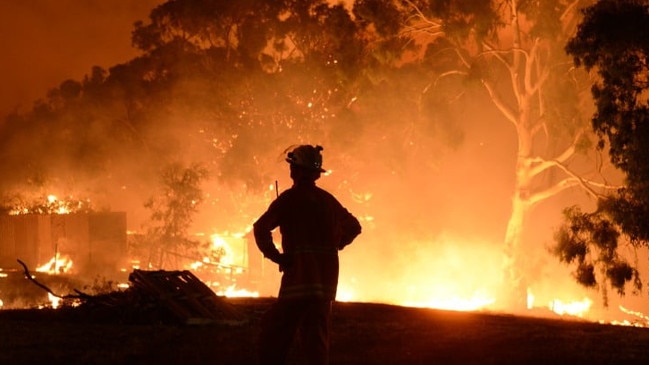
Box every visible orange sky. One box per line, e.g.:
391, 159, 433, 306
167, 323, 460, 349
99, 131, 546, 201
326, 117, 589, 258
0, 0, 163, 117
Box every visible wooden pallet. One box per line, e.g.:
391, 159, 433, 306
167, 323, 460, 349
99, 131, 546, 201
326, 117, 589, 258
128, 269, 245, 325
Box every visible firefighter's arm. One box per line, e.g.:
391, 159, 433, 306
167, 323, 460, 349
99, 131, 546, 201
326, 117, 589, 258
253, 201, 293, 271
253, 216, 282, 263
253, 223, 292, 271
338, 209, 362, 250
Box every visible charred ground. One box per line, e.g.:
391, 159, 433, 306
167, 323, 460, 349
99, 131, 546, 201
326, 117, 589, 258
1, 297, 648, 365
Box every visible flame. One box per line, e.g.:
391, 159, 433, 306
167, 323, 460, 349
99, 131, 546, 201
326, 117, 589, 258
619, 305, 649, 323
612, 306, 649, 327
0, 269, 4, 308
404, 291, 496, 311
47, 195, 70, 214
47, 293, 62, 309
549, 297, 593, 317
35, 254, 73, 275
211, 233, 235, 266
217, 284, 259, 298
7, 194, 89, 215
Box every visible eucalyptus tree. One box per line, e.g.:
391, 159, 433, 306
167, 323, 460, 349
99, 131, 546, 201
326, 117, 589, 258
555, 0, 649, 302
130, 0, 368, 190
352, 0, 610, 308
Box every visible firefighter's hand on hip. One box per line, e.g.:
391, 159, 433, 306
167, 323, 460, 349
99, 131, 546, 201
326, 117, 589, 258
277, 253, 293, 272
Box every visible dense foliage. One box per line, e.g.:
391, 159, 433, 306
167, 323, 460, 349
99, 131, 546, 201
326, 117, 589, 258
556, 0, 649, 300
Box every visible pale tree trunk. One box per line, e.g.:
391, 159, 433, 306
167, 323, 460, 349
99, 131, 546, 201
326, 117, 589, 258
499, 0, 597, 309
502, 137, 534, 310
498, 0, 537, 310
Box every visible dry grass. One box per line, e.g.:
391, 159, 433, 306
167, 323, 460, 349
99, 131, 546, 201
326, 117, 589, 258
1, 297, 648, 365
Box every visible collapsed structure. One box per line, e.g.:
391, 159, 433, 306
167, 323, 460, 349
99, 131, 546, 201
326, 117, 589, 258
0, 212, 127, 274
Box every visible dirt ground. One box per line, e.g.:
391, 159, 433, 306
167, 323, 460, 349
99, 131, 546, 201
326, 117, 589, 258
1, 297, 649, 365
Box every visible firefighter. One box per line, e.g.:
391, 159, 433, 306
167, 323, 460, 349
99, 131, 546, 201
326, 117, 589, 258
254, 144, 362, 365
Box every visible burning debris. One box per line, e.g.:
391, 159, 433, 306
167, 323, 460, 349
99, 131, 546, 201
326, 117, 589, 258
14, 259, 246, 325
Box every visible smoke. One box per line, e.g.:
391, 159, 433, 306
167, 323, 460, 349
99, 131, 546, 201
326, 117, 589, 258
0, 0, 163, 117
0, 1, 645, 319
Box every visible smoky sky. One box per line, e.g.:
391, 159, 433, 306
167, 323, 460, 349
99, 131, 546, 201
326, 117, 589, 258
0, 0, 164, 117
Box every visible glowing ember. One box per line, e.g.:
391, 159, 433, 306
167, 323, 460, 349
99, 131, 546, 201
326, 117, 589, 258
35, 254, 73, 275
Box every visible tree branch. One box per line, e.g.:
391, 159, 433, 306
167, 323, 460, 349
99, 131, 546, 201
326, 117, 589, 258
17, 259, 86, 300
481, 79, 519, 127
529, 130, 584, 176
528, 159, 621, 205
529, 176, 582, 205
402, 0, 444, 37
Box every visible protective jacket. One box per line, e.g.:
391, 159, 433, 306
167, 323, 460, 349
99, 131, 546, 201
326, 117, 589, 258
253, 181, 361, 300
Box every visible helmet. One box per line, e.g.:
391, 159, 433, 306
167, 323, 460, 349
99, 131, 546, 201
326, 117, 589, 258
286, 145, 326, 172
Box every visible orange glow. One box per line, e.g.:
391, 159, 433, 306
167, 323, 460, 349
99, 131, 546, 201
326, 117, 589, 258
334, 235, 503, 312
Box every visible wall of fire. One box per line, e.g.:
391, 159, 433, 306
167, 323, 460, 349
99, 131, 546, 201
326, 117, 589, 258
0, 212, 127, 274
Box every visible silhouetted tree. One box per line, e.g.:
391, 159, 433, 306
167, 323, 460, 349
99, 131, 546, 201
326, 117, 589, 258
142, 162, 208, 268
555, 0, 649, 303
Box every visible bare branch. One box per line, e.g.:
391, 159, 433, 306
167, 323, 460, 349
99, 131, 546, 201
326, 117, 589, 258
529, 130, 584, 176
480, 43, 531, 106
524, 38, 540, 93
401, 0, 444, 37
528, 159, 621, 205
529, 177, 582, 205
524, 38, 551, 97
481, 79, 518, 127
562, 0, 583, 21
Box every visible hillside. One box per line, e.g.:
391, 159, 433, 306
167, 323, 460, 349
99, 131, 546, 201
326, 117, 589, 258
1, 297, 648, 365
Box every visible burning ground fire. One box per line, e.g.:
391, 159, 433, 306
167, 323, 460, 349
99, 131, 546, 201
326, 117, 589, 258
0, 198, 647, 329
176, 231, 649, 327
185, 232, 260, 298
1, 229, 648, 328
